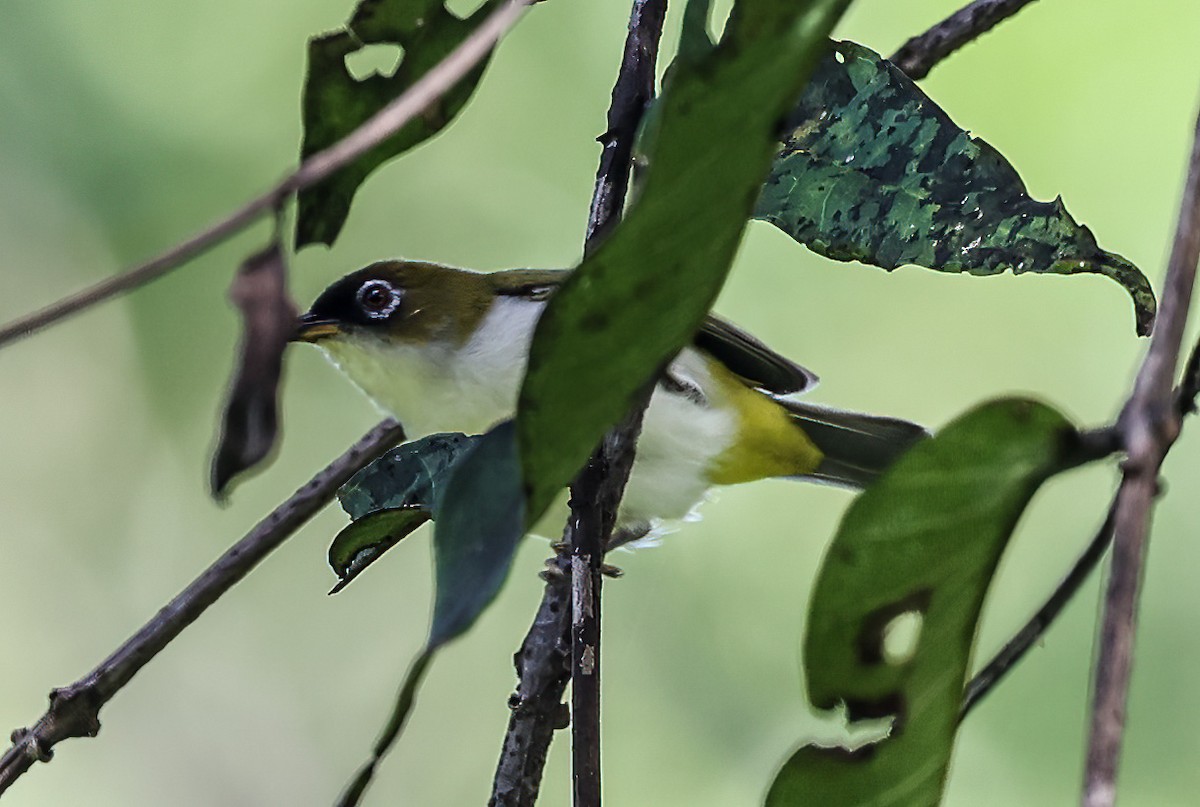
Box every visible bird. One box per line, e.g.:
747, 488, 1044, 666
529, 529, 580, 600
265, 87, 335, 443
291, 259, 927, 544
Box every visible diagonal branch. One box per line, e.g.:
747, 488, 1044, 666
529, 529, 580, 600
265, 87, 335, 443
0, 419, 405, 797
1081, 96, 1200, 807
890, 0, 1040, 81
0, 0, 532, 350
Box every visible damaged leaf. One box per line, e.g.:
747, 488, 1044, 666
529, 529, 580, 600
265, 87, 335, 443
329, 432, 479, 591
767, 399, 1098, 806
297, 0, 503, 248
331, 422, 524, 806
210, 242, 297, 498
756, 40, 1156, 336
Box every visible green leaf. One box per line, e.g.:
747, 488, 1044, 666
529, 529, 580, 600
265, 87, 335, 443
328, 507, 430, 593
296, 0, 501, 248
329, 433, 479, 591
338, 432, 479, 519
328, 425, 520, 802
756, 40, 1156, 336
767, 399, 1092, 807
429, 420, 526, 646
516, 0, 854, 521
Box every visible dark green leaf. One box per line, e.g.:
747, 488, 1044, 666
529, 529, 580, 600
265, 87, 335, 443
338, 432, 479, 519
757, 40, 1156, 336
296, 0, 501, 248
767, 399, 1092, 806
329, 432, 478, 591
429, 420, 525, 647
517, 0, 854, 520
328, 507, 430, 593
328, 426, 518, 802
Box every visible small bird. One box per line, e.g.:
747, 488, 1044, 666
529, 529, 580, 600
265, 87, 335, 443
292, 260, 926, 542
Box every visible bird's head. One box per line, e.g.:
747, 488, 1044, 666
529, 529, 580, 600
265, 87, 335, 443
291, 260, 496, 352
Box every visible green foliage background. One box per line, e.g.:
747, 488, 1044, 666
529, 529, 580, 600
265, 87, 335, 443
1, 1, 1198, 804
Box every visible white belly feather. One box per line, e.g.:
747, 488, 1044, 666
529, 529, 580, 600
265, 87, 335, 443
320, 296, 738, 527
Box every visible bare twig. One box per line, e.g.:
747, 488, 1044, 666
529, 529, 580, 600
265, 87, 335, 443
958, 428, 1121, 716
1082, 99, 1200, 807
584, 0, 668, 253
489, 1, 666, 804
489, 556, 573, 807
568, 396, 652, 807
0, 0, 531, 350
890, 0, 1040, 81
962, 502, 1115, 718
571, 2, 667, 803
0, 419, 405, 797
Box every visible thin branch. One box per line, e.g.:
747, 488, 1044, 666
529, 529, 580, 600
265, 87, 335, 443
0, 0, 532, 350
489, 557, 572, 807
890, 0, 1040, 81
1082, 98, 1200, 807
570, 2, 668, 803
489, 1, 666, 804
962, 501, 1115, 719
957, 427, 1121, 716
584, 0, 668, 253
0, 419, 405, 797
567, 396, 652, 807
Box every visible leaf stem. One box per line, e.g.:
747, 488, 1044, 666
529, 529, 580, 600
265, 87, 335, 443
0, 419, 404, 797
0, 0, 531, 350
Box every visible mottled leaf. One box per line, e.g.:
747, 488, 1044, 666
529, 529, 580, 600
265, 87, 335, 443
338, 432, 479, 518
296, 0, 501, 248
756, 40, 1156, 336
517, 0, 854, 521
330, 432, 478, 591
210, 242, 297, 498
767, 399, 1094, 806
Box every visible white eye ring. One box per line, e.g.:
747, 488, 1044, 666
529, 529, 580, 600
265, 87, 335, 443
356, 279, 402, 320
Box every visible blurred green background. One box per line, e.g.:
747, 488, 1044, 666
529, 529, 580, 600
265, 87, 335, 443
2, 1, 1199, 804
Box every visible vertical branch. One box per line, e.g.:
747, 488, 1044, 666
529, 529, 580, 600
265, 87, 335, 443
489, 1, 666, 805
1082, 98, 1200, 807
569, 2, 668, 804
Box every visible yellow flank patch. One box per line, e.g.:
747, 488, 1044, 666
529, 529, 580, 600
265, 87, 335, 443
704, 356, 823, 485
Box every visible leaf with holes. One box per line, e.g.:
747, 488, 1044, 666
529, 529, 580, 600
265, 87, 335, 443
767, 398, 1097, 806
297, 0, 503, 248
329, 432, 479, 591
517, 0, 855, 521
756, 40, 1155, 336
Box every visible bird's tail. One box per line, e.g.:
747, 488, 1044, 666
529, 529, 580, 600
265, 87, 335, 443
780, 400, 929, 489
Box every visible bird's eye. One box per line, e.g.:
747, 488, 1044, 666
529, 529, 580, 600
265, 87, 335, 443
356, 279, 401, 320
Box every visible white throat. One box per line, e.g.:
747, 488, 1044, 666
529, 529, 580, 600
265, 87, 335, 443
319, 296, 541, 437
